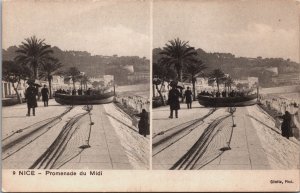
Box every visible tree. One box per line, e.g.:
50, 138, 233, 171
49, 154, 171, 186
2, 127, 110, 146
183, 60, 206, 101
209, 69, 226, 93
159, 38, 197, 81
65, 67, 81, 90
80, 74, 91, 90
15, 36, 53, 79
39, 58, 62, 98
236, 83, 249, 91
92, 81, 105, 89
224, 76, 234, 92
2, 60, 32, 104
153, 62, 177, 105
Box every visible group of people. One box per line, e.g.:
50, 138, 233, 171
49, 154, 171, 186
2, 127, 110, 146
25, 82, 49, 116
55, 88, 92, 96
199, 90, 247, 98
117, 95, 150, 113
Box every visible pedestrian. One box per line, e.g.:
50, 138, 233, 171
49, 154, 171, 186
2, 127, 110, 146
41, 84, 49, 107
168, 82, 181, 118
72, 89, 76, 95
78, 88, 82, 95
86, 88, 92, 95
280, 111, 293, 139
25, 81, 38, 116
184, 86, 193, 109
135, 109, 150, 137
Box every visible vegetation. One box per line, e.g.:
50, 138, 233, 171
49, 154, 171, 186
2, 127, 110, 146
79, 74, 91, 90
153, 62, 177, 105
183, 60, 206, 100
39, 58, 62, 98
2, 61, 32, 103
208, 69, 226, 93
159, 38, 197, 81
153, 46, 300, 87
64, 67, 81, 90
92, 81, 104, 89
15, 36, 53, 79
223, 76, 234, 92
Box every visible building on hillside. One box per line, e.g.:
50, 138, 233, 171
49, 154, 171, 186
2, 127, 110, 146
90, 75, 114, 87
266, 67, 278, 75
51, 76, 68, 91
122, 65, 134, 73
127, 72, 149, 84
271, 73, 300, 85
234, 77, 258, 89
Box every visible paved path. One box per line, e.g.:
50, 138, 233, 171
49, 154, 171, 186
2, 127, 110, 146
2, 100, 133, 169
61, 105, 132, 169
201, 107, 270, 170
152, 101, 299, 170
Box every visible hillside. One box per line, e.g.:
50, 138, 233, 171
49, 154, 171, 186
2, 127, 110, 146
3, 46, 150, 77
153, 47, 300, 87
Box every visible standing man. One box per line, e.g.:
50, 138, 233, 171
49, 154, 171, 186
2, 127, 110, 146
168, 82, 181, 118
25, 82, 38, 116
41, 84, 49, 107
184, 87, 193, 109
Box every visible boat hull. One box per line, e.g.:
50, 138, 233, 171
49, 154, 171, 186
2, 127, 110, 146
54, 92, 114, 105
198, 94, 258, 107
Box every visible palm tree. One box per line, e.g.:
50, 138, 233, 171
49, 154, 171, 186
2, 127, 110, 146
65, 67, 81, 90
80, 74, 91, 90
39, 58, 62, 98
183, 60, 206, 101
159, 38, 197, 81
15, 36, 53, 79
224, 76, 234, 92
209, 69, 226, 93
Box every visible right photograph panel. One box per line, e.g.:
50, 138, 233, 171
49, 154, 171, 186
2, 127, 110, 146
152, 0, 300, 170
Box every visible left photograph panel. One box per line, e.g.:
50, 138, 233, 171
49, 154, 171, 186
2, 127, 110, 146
2, 0, 150, 170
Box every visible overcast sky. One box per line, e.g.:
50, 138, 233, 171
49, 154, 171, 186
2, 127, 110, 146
3, 0, 299, 62
154, 0, 300, 62
3, 0, 150, 58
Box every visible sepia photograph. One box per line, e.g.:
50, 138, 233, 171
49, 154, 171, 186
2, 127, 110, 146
2, 0, 300, 192
2, 0, 150, 170
152, 0, 300, 170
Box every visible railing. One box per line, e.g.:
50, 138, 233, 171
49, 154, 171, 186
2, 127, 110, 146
115, 95, 150, 113
259, 95, 299, 115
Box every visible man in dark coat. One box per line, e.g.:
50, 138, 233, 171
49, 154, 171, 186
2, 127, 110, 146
25, 83, 38, 116
184, 87, 193, 109
136, 109, 150, 137
280, 111, 293, 139
41, 84, 49, 107
168, 83, 181, 118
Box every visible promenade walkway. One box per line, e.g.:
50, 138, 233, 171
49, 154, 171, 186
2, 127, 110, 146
2, 100, 136, 169
152, 101, 299, 170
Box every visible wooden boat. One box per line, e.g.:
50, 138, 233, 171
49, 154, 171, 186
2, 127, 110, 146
198, 94, 258, 107
55, 92, 114, 105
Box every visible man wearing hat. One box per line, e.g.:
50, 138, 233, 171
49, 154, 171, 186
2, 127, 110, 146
168, 81, 181, 118
25, 80, 38, 116
41, 84, 49, 107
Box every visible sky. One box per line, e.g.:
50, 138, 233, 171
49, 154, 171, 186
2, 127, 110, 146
3, 0, 150, 58
154, 0, 300, 62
